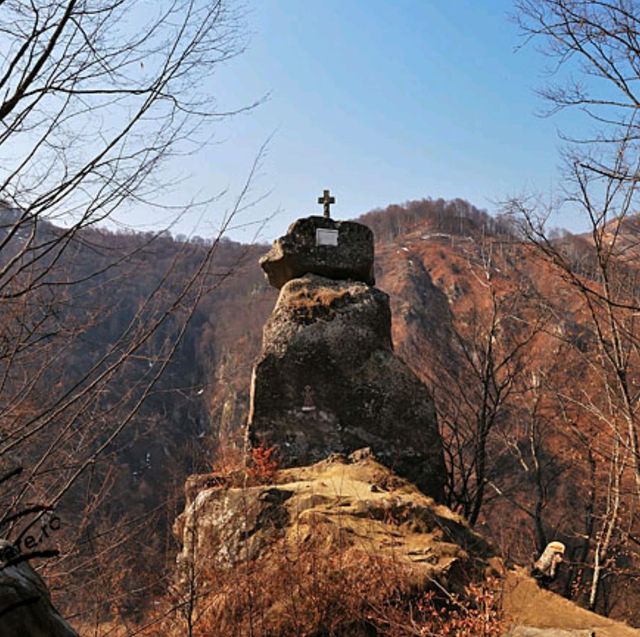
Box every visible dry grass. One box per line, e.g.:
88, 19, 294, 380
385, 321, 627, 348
285, 284, 351, 314
97, 458, 509, 636
136, 520, 505, 637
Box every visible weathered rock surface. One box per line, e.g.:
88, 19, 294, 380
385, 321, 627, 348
173, 454, 492, 635
247, 273, 446, 499
259, 216, 375, 289
174, 453, 490, 577
0, 540, 78, 637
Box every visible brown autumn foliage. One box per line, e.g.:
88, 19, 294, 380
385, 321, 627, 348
286, 283, 351, 313
247, 443, 279, 484
0, 206, 274, 623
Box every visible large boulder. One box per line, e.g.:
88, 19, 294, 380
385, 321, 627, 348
174, 452, 489, 576
247, 273, 446, 499
259, 216, 375, 289
0, 540, 78, 637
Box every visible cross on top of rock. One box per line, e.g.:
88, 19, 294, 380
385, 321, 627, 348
317, 189, 335, 218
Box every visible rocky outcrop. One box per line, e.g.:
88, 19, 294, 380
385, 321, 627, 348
0, 540, 78, 637
173, 454, 490, 636
174, 452, 490, 578
259, 216, 375, 289
174, 454, 640, 637
176, 210, 640, 635
247, 273, 446, 499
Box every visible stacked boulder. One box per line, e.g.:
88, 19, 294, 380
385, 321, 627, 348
247, 215, 445, 499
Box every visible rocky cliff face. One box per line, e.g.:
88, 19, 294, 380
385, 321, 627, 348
247, 216, 445, 499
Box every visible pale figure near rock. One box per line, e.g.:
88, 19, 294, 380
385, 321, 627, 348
532, 541, 565, 586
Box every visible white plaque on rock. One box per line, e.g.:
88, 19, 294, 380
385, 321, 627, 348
316, 228, 339, 246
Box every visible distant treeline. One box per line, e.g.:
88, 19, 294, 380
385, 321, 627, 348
357, 197, 516, 242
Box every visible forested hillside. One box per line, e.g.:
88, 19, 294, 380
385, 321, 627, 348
0, 202, 274, 617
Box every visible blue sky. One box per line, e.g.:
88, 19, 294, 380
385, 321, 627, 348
133, 1, 583, 242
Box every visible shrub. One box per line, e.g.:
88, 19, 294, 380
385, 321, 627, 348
247, 442, 279, 483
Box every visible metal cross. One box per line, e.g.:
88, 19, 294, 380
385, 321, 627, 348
317, 189, 335, 218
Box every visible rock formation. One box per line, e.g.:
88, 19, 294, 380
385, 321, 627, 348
259, 216, 375, 289
174, 453, 640, 637
172, 212, 640, 637
175, 452, 489, 574
0, 540, 78, 637
248, 215, 445, 499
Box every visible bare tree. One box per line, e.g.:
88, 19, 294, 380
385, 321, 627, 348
0, 0, 263, 628
431, 237, 546, 526
507, 0, 640, 614
515, 0, 640, 177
